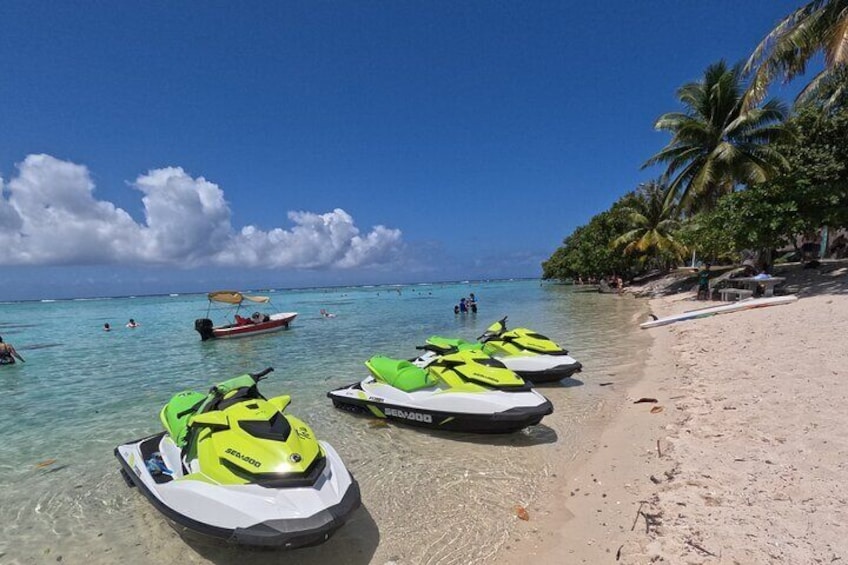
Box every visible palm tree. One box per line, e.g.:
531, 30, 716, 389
744, 0, 848, 108
643, 61, 789, 213
612, 181, 686, 270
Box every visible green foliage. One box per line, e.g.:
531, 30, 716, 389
676, 215, 737, 264
541, 198, 634, 280
612, 181, 687, 270
676, 94, 848, 260
744, 0, 848, 108
546, 45, 848, 281
644, 60, 789, 213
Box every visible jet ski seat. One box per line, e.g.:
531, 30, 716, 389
367, 356, 437, 392
160, 391, 207, 447
500, 329, 567, 355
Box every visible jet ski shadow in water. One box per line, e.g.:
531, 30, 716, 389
182, 504, 380, 564
115, 367, 361, 549
407, 422, 559, 447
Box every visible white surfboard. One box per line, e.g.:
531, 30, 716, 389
640, 295, 798, 329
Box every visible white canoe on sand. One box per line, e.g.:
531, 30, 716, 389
640, 295, 799, 329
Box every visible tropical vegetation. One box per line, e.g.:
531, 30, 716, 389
543, 2, 848, 282
644, 61, 789, 212
744, 0, 848, 108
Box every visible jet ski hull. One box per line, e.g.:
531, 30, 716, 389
115, 432, 360, 548
328, 382, 553, 434
501, 356, 583, 383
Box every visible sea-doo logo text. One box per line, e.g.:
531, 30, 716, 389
225, 448, 261, 468
384, 408, 432, 423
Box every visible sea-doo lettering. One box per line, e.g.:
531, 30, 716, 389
385, 407, 433, 423
225, 447, 262, 468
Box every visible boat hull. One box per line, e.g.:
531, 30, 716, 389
210, 313, 297, 339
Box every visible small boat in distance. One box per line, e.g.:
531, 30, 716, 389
194, 290, 297, 340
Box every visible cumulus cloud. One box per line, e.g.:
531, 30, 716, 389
0, 154, 403, 269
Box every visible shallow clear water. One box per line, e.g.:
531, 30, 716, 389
0, 281, 648, 564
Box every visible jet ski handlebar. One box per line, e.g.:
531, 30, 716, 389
477, 316, 508, 341
250, 367, 274, 381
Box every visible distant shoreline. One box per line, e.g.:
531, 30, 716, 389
0, 277, 543, 304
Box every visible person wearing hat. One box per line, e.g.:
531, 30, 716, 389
0, 335, 25, 364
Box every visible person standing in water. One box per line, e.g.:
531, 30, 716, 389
0, 336, 25, 364
104, 323, 111, 331
126, 319, 140, 328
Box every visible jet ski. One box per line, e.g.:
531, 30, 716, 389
328, 349, 552, 434
415, 316, 582, 384
115, 368, 360, 548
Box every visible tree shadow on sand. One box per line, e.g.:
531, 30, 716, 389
776, 261, 848, 297
184, 505, 380, 565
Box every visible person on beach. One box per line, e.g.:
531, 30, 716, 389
126, 318, 140, 328
104, 323, 111, 331
697, 263, 711, 300
0, 336, 25, 364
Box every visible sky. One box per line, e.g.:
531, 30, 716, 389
0, 1, 809, 300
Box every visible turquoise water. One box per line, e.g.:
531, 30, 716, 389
0, 280, 648, 564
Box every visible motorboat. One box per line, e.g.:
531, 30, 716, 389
194, 290, 297, 340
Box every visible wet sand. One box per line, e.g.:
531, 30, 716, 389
505, 268, 848, 563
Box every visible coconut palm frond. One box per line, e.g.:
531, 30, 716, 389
743, 0, 848, 108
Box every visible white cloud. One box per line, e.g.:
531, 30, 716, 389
0, 154, 403, 269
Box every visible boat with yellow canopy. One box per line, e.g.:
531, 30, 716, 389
194, 290, 297, 340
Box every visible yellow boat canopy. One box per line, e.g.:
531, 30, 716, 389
207, 291, 270, 305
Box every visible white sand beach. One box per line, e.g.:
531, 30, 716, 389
504, 263, 848, 563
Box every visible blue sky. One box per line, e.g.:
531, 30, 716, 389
0, 1, 807, 299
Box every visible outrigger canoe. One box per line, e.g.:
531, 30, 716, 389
194, 290, 297, 340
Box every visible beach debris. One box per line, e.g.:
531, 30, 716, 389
649, 475, 662, 484
642, 511, 662, 534
650, 406, 664, 414
615, 544, 623, 561
35, 459, 57, 469
633, 397, 658, 404
599, 382, 614, 386
685, 539, 718, 557
656, 439, 662, 458
514, 505, 530, 521
630, 501, 645, 531
367, 420, 389, 429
